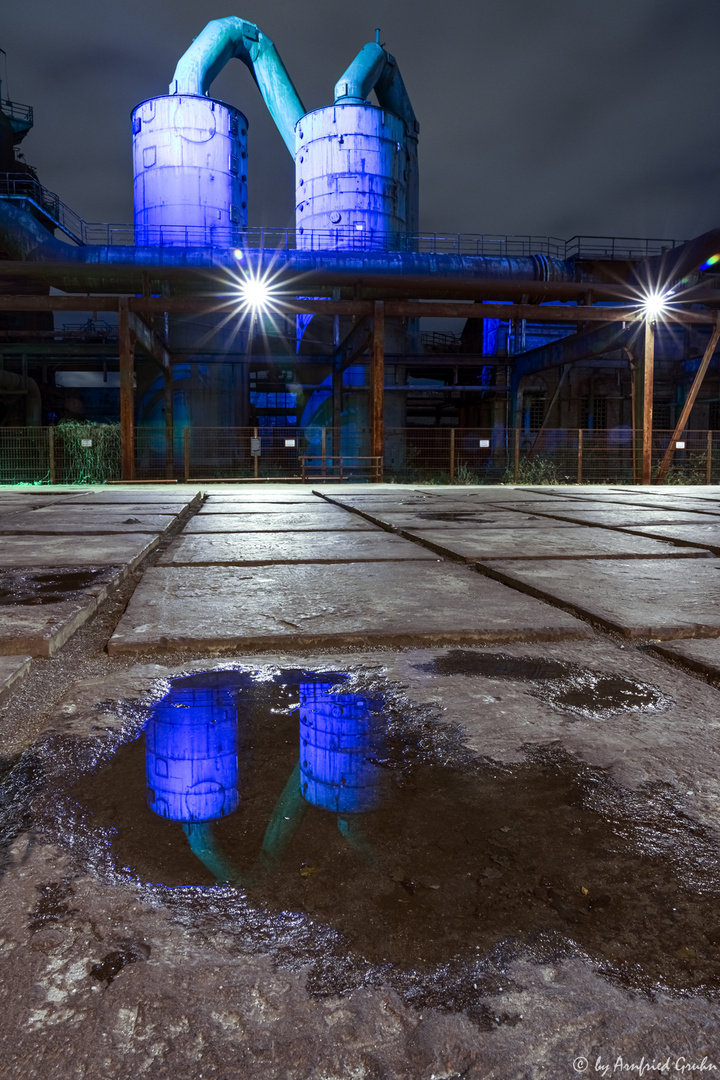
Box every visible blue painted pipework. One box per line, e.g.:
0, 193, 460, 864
145, 684, 239, 822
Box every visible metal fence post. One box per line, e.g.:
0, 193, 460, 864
449, 428, 455, 481
577, 429, 583, 484
321, 427, 326, 477
253, 426, 259, 479
513, 428, 520, 483
708, 430, 713, 485
48, 427, 56, 485
183, 427, 190, 482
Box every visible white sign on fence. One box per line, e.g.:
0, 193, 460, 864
676, 441, 686, 449
80, 439, 93, 448
284, 439, 296, 448
478, 439, 490, 448
250, 437, 261, 457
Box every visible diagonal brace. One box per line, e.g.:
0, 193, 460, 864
656, 312, 720, 483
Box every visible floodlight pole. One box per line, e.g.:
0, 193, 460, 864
642, 319, 655, 484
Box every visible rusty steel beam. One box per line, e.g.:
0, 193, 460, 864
128, 312, 170, 370
0, 292, 717, 325
118, 299, 135, 481
642, 320, 655, 485
371, 300, 385, 480
656, 313, 720, 483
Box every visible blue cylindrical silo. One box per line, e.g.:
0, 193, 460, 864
299, 682, 384, 813
145, 685, 239, 822
132, 95, 248, 245
295, 104, 412, 251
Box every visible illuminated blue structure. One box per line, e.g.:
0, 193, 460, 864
132, 18, 305, 241
132, 95, 248, 245
296, 38, 419, 250
145, 685, 239, 822
299, 682, 384, 813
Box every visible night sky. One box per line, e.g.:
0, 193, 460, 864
2, 0, 720, 243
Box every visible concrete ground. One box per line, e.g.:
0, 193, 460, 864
2, 481, 720, 1078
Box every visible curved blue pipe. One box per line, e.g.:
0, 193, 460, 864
170, 17, 305, 157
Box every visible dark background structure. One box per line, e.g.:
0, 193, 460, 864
3, 0, 720, 239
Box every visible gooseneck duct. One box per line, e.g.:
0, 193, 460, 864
169, 17, 305, 158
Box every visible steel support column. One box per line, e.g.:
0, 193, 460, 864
642, 320, 655, 484
118, 298, 135, 481
371, 300, 385, 480
163, 366, 174, 479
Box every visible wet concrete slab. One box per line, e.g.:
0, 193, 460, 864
198, 501, 347, 515
66, 493, 201, 506
477, 556, 720, 638
0, 654, 31, 696
158, 531, 441, 566
0, 513, 175, 535
652, 637, 720, 682
0, 566, 125, 656
185, 512, 379, 533
107, 561, 592, 655
26, 504, 183, 517
0, 534, 159, 569
353, 510, 582, 530
621, 521, 720, 553
405, 526, 709, 561
502, 506, 720, 527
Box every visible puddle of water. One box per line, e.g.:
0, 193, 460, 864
417, 651, 671, 719
59, 668, 720, 999
0, 568, 109, 606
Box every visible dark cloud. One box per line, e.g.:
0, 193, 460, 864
3, 0, 719, 239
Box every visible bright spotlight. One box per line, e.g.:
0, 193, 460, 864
236, 272, 275, 315
641, 290, 670, 322
233, 248, 244, 261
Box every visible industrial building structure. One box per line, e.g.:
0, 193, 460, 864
1, 17, 720, 484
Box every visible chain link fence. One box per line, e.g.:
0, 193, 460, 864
0, 425, 719, 485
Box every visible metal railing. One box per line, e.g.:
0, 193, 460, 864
0, 175, 683, 260
0, 425, 718, 486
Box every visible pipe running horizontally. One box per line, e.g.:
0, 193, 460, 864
169, 17, 305, 157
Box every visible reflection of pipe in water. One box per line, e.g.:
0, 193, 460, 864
299, 683, 384, 813
145, 685, 241, 882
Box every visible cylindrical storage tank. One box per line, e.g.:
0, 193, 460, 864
145, 686, 239, 822
132, 95, 248, 246
295, 104, 410, 251
299, 682, 384, 813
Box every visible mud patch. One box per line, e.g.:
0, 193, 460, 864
0, 568, 111, 606
417, 650, 671, 719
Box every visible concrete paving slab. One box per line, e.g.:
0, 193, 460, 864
0, 565, 125, 656
158, 531, 441, 566
477, 556, 720, 638
651, 638, 720, 680
0, 513, 174, 535
0, 534, 159, 569
620, 522, 720, 553
0, 654, 31, 696
504, 506, 720, 527
198, 501, 348, 515
108, 561, 592, 655
26, 504, 182, 517
350, 510, 582, 530
66, 493, 200, 506
404, 526, 709, 561
184, 512, 379, 533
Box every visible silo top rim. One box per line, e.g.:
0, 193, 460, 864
131, 94, 248, 123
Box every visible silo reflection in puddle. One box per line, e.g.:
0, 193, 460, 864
298, 683, 385, 814
145, 684, 240, 882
